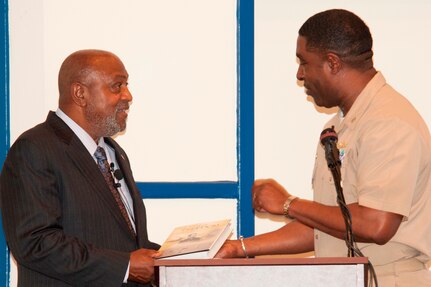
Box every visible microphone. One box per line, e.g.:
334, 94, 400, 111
109, 163, 124, 188
320, 127, 356, 258
113, 169, 124, 181
320, 126, 341, 169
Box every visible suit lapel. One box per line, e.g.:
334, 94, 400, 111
46, 112, 135, 238
105, 138, 145, 242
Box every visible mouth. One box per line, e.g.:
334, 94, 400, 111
116, 106, 130, 117
303, 83, 313, 95
117, 104, 130, 112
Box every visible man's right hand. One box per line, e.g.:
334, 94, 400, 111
214, 239, 243, 258
128, 248, 160, 284
252, 179, 290, 215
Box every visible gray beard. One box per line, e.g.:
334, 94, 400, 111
85, 103, 123, 138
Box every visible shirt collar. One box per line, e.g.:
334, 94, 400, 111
337, 71, 387, 132
55, 108, 102, 157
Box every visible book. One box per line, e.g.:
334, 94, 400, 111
157, 219, 232, 259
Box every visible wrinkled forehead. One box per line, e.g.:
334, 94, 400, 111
86, 55, 129, 81
296, 36, 311, 59
92, 54, 127, 72
296, 36, 306, 53
296, 35, 325, 61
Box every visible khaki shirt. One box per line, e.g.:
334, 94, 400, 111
312, 72, 431, 266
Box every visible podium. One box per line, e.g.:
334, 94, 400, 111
155, 257, 368, 287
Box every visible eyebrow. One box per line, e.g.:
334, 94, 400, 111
113, 74, 129, 80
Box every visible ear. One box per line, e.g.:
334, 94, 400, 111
325, 53, 342, 74
71, 82, 87, 107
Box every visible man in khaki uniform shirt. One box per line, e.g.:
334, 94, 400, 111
313, 71, 431, 286
216, 9, 431, 286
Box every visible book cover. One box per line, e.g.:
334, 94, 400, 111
157, 219, 232, 259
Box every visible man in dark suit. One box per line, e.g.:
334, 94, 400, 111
0, 49, 160, 286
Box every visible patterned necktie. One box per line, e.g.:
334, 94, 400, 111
94, 146, 136, 237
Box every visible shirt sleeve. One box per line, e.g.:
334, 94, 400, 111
124, 261, 130, 283
353, 118, 422, 217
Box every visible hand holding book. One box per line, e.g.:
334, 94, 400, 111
157, 219, 233, 259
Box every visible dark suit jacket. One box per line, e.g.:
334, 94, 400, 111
0, 112, 159, 287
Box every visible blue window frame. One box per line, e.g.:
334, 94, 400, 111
0, 0, 254, 284
1, 0, 10, 285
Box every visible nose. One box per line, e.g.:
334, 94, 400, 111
122, 86, 133, 102
296, 65, 304, 81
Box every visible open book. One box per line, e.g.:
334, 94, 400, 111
157, 219, 232, 259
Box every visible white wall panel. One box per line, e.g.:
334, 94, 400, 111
11, 0, 237, 182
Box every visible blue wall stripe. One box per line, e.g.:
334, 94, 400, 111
0, 1, 8, 163
137, 182, 238, 199
237, 0, 255, 237
1, 0, 10, 285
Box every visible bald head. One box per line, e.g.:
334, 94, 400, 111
58, 49, 123, 108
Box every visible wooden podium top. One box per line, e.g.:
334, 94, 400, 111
155, 256, 369, 267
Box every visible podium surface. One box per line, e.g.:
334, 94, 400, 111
155, 257, 368, 287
